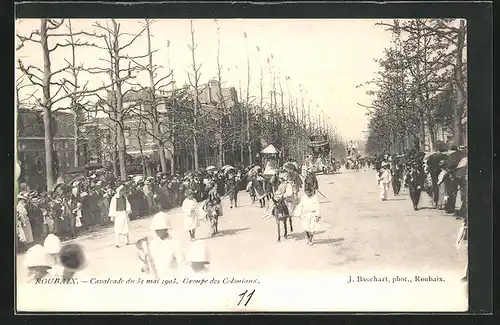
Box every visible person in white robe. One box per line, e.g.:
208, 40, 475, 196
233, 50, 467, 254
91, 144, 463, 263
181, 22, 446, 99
182, 239, 210, 274
108, 185, 132, 247
378, 163, 392, 201
274, 172, 296, 217
138, 212, 185, 278
23, 244, 53, 284
182, 190, 200, 241
294, 182, 320, 245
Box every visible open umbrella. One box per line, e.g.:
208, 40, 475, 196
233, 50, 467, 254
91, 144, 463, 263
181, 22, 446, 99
206, 165, 216, 171
221, 165, 233, 170
455, 157, 467, 178
84, 162, 103, 171
447, 150, 467, 170
224, 166, 236, 175
283, 162, 298, 171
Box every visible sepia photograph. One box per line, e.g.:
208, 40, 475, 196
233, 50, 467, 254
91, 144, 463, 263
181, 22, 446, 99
15, 17, 469, 312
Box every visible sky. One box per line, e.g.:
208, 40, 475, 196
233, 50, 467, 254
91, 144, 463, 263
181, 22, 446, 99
15, 19, 395, 141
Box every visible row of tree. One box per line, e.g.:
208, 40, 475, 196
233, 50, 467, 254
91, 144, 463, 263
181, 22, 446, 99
361, 19, 467, 156
16, 19, 345, 190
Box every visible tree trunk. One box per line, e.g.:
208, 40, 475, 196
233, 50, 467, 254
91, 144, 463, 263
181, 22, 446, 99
73, 112, 79, 167
112, 20, 127, 180
40, 19, 54, 190
112, 125, 118, 178
190, 21, 200, 171
145, 20, 168, 174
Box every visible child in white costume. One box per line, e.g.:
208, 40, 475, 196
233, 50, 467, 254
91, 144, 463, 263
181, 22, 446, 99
294, 182, 320, 245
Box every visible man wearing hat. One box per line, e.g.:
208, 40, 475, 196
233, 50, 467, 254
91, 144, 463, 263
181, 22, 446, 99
184, 240, 210, 273
43, 234, 65, 278
138, 212, 185, 277
108, 185, 132, 247
182, 189, 200, 241
274, 171, 295, 218
23, 244, 53, 283
143, 177, 156, 215
378, 162, 392, 201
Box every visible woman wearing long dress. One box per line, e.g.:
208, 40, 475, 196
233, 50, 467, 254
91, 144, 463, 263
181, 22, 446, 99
437, 164, 449, 210
108, 185, 132, 247
16, 193, 34, 248
294, 182, 320, 246
182, 190, 200, 241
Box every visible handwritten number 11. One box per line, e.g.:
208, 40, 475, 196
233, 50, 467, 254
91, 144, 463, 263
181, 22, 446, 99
237, 289, 255, 306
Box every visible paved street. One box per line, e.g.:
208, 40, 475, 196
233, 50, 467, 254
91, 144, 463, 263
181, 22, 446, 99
17, 168, 466, 280
16, 168, 468, 311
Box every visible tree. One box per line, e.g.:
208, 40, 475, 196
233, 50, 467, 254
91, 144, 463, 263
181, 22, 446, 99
90, 19, 148, 180
187, 20, 201, 171
16, 19, 124, 189
215, 20, 226, 167
124, 19, 174, 175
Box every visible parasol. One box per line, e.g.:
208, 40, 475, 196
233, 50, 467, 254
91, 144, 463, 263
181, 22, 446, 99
283, 162, 298, 171
206, 165, 216, 171
260, 144, 279, 154
224, 166, 236, 175
84, 162, 103, 171
133, 175, 145, 184
447, 151, 467, 170
455, 157, 467, 178
54, 174, 85, 189
221, 164, 233, 170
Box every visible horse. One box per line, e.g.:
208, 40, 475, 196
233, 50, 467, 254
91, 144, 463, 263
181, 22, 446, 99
270, 197, 293, 242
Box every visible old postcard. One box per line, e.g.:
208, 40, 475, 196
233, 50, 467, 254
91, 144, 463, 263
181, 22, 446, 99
15, 17, 468, 312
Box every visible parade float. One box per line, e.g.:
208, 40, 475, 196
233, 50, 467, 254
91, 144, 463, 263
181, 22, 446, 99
261, 144, 280, 176
307, 134, 330, 174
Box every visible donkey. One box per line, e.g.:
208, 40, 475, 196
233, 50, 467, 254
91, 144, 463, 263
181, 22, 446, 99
204, 198, 220, 236
271, 197, 293, 242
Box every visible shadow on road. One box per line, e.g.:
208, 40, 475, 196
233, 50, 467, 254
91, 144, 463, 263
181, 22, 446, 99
289, 231, 326, 241
199, 227, 250, 240
389, 198, 407, 201
314, 237, 344, 245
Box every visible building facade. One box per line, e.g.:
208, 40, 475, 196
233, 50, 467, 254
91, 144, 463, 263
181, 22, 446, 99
83, 81, 238, 175
17, 107, 85, 191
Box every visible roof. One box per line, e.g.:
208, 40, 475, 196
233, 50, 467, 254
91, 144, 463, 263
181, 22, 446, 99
261, 144, 279, 154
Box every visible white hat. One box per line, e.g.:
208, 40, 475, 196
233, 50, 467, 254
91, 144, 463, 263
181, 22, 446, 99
25, 244, 52, 268
43, 234, 62, 254
187, 240, 210, 263
80, 192, 88, 197
151, 212, 171, 230
279, 172, 288, 180
17, 193, 27, 200
89, 174, 96, 179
